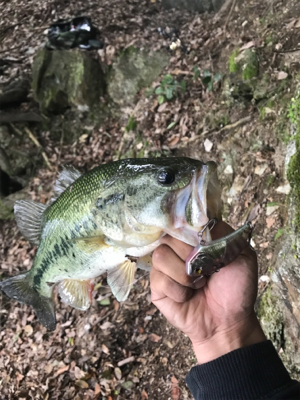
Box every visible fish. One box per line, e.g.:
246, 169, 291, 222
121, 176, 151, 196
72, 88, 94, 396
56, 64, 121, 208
0, 157, 222, 330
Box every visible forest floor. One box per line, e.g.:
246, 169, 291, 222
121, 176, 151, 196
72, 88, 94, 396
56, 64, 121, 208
1, 0, 300, 399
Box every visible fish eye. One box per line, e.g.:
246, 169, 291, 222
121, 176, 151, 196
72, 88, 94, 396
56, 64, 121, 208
157, 169, 176, 185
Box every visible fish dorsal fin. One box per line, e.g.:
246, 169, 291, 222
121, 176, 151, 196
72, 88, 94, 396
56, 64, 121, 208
58, 279, 93, 310
107, 259, 136, 302
52, 165, 82, 202
14, 200, 47, 246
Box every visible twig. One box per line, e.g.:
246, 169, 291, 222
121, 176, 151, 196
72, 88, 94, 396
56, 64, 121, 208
216, 115, 251, 133
23, 126, 52, 170
117, 356, 135, 367
213, 0, 234, 21
177, 116, 252, 148
273, 48, 300, 54
224, 0, 237, 30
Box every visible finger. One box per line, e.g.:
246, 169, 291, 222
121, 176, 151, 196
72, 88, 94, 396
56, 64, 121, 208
152, 244, 206, 289
160, 235, 193, 260
150, 268, 195, 303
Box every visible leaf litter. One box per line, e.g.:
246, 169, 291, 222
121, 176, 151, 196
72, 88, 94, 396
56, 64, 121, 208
1, 0, 300, 398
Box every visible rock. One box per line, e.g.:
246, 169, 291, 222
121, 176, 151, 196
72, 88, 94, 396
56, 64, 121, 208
266, 205, 279, 216
161, 0, 224, 13
0, 78, 30, 108
204, 138, 213, 152
224, 165, 233, 174
107, 47, 169, 106
232, 48, 259, 81
228, 176, 245, 199
32, 48, 105, 114
0, 189, 27, 220
254, 163, 268, 176
276, 183, 291, 195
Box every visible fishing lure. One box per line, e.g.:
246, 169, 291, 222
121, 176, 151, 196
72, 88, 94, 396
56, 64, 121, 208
186, 219, 253, 277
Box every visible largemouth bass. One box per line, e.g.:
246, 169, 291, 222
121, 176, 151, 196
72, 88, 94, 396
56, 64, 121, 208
0, 157, 221, 330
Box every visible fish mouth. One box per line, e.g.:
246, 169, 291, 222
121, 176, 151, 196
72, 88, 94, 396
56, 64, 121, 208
170, 161, 221, 245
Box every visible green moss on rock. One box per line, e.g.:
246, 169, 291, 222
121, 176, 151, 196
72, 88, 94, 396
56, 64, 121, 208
32, 49, 105, 114
107, 48, 170, 106
257, 286, 284, 349
286, 94, 300, 230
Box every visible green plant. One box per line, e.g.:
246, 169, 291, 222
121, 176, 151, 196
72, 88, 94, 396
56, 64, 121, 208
228, 49, 239, 73
193, 66, 222, 92
125, 115, 137, 132
286, 91, 300, 229
202, 70, 222, 92
151, 74, 186, 104
287, 96, 300, 124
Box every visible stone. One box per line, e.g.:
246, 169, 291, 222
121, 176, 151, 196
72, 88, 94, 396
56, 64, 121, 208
161, 0, 224, 13
266, 205, 279, 216
107, 47, 169, 106
254, 163, 268, 176
32, 48, 105, 114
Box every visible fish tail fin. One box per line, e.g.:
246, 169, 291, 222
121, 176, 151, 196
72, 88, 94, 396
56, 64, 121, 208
0, 272, 56, 331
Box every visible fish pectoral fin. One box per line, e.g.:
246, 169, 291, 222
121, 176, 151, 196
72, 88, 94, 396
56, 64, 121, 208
136, 254, 152, 272
58, 279, 94, 310
0, 272, 56, 331
107, 259, 136, 302
73, 236, 110, 253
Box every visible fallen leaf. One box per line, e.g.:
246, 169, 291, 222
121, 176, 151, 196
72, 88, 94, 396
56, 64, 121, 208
94, 383, 101, 395
168, 135, 180, 147
171, 375, 180, 400
54, 364, 69, 377
240, 40, 255, 51
24, 325, 33, 336
75, 380, 89, 389
101, 344, 110, 354
114, 367, 122, 380
141, 389, 148, 399
122, 381, 134, 390
148, 333, 161, 342
277, 71, 288, 80
266, 216, 276, 228
16, 372, 24, 382
157, 102, 168, 113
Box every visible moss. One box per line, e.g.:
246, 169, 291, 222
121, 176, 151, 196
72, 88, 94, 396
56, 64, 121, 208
228, 49, 239, 73
257, 286, 284, 349
286, 93, 300, 230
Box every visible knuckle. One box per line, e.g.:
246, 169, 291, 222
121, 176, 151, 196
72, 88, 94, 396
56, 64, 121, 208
152, 244, 170, 265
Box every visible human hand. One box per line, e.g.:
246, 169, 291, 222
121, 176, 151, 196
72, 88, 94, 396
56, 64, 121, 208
150, 221, 266, 364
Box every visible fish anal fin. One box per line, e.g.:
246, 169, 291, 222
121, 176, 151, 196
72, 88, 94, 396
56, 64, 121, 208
107, 259, 136, 302
14, 200, 47, 246
74, 236, 110, 253
0, 272, 56, 330
58, 279, 93, 310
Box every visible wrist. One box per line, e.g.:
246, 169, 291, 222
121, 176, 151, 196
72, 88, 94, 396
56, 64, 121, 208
191, 313, 266, 364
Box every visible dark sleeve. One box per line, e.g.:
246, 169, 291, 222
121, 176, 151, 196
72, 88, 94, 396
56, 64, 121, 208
186, 340, 300, 399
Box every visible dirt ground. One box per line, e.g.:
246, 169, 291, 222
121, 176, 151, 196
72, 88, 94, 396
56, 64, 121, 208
1, 0, 300, 399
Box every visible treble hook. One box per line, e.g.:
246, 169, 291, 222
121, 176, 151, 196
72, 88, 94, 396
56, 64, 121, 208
197, 218, 218, 244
